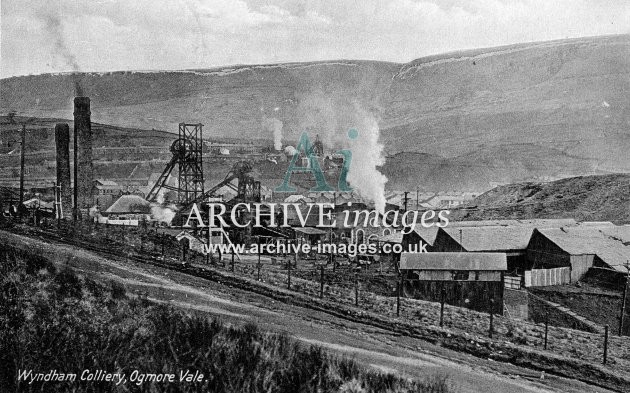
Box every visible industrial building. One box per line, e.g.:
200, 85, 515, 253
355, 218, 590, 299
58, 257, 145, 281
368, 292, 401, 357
527, 226, 630, 283
400, 252, 507, 314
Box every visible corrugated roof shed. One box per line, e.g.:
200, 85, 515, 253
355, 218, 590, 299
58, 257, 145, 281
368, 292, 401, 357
536, 227, 630, 272
599, 226, 630, 244
442, 226, 535, 251
400, 252, 507, 271
412, 226, 441, 246
410, 218, 577, 247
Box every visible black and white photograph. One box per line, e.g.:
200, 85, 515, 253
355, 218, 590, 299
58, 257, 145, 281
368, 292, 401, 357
1, 1, 629, 392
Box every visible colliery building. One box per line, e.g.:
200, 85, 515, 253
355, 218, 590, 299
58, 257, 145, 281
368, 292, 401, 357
400, 252, 507, 314
527, 226, 630, 284
391, 219, 628, 290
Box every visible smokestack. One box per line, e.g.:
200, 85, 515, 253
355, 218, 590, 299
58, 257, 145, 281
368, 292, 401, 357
73, 97, 93, 216
55, 123, 72, 217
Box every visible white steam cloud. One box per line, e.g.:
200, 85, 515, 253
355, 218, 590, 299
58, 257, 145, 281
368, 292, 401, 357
292, 90, 388, 212
150, 192, 176, 225
262, 117, 283, 150
345, 107, 388, 213
284, 145, 297, 157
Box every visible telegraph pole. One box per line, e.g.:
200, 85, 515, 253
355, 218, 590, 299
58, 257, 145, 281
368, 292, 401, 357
402, 191, 410, 211
19, 124, 26, 205
416, 187, 419, 210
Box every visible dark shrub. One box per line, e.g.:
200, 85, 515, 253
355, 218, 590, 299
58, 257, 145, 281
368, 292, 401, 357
54, 266, 82, 298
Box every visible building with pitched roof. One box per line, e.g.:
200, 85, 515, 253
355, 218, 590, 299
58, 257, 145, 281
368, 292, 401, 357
400, 252, 507, 313
527, 226, 630, 281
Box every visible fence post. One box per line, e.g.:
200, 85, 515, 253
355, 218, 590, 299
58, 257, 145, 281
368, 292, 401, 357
440, 286, 446, 327
489, 298, 495, 339
544, 312, 549, 350
231, 248, 235, 272
603, 325, 609, 365
354, 269, 359, 306
257, 237, 261, 281
319, 265, 324, 298
396, 273, 401, 317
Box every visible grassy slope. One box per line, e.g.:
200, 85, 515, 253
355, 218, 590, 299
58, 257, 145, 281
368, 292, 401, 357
530, 285, 627, 335
0, 245, 451, 393
453, 173, 630, 223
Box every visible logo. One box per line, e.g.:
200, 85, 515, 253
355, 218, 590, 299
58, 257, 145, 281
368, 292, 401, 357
275, 130, 358, 193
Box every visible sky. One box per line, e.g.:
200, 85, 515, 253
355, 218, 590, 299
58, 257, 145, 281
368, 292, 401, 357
1, 0, 628, 78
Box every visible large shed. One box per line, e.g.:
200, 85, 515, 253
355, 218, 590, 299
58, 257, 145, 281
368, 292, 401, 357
527, 227, 630, 282
400, 252, 507, 314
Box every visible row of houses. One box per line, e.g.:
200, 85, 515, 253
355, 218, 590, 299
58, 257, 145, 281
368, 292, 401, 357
384, 190, 480, 210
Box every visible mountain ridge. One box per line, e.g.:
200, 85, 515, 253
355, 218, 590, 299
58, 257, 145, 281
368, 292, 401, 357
1, 34, 629, 190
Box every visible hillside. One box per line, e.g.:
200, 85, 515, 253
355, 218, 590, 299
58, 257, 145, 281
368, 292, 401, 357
1, 35, 629, 190
0, 246, 448, 393
452, 173, 630, 223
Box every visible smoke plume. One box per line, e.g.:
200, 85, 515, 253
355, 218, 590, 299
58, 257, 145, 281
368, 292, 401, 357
284, 145, 297, 157
150, 192, 176, 225
291, 90, 388, 212
345, 107, 388, 213
37, 11, 83, 95
262, 117, 283, 150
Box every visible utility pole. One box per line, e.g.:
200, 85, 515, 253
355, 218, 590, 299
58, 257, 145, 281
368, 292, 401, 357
19, 124, 26, 206
619, 261, 629, 336
416, 187, 419, 210
402, 191, 410, 211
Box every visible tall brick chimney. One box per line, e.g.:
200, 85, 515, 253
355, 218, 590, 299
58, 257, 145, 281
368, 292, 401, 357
54, 123, 72, 217
73, 97, 93, 215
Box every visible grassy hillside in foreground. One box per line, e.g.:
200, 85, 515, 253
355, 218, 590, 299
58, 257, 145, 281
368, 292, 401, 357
0, 245, 452, 393
452, 173, 630, 223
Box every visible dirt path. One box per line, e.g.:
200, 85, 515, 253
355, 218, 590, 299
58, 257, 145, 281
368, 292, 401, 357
1, 230, 618, 393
